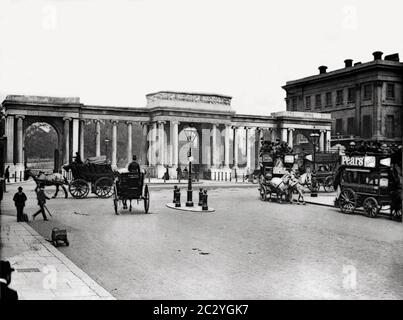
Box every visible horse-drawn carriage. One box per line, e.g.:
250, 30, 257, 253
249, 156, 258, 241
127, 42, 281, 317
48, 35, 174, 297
113, 171, 150, 214
63, 160, 115, 199
258, 151, 305, 204
303, 152, 339, 192
336, 153, 402, 220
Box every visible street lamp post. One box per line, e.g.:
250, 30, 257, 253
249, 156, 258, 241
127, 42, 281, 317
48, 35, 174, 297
310, 132, 320, 197
184, 126, 197, 207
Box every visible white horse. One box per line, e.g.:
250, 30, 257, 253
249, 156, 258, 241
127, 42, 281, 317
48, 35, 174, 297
24, 169, 68, 198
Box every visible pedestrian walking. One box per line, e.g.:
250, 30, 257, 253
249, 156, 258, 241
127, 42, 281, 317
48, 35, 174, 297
0, 260, 18, 300
4, 166, 10, 183
32, 185, 50, 221
13, 186, 27, 222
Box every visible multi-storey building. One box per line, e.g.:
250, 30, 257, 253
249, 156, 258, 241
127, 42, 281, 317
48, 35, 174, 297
283, 51, 403, 146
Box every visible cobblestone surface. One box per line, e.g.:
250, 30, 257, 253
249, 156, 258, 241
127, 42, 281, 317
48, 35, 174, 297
2, 181, 403, 299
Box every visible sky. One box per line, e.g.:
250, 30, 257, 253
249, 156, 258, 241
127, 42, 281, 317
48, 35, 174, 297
0, 0, 402, 115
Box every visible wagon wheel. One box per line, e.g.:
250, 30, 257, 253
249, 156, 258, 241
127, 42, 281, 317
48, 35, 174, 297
259, 184, 267, 201
390, 203, 402, 221
69, 179, 90, 199
363, 197, 379, 218
339, 188, 357, 214
323, 176, 335, 193
143, 185, 150, 213
94, 177, 114, 198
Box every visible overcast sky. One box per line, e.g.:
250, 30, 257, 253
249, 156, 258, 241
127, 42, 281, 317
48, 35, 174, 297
0, 0, 402, 115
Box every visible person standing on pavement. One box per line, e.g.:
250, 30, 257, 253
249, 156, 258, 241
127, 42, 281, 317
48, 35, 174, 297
0, 260, 18, 300
128, 155, 140, 173
13, 186, 27, 222
32, 185, 50, 221
4, 166, 10, 183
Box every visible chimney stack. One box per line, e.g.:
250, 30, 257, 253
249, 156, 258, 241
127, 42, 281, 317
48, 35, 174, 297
344, 59, 353, 68
318, 65, 328, 74
373, 51, 383, 60
384, 53, 400, 62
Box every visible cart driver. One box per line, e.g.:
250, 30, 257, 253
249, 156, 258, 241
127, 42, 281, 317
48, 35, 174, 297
128, 155, 140, 173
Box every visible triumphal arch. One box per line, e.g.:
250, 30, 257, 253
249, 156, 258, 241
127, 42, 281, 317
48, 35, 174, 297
1, 91, 333, 179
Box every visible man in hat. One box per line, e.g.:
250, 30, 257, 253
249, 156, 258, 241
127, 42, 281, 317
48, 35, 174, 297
0, 260, 18, 300
32, 184, 50, 221
128, 155, 140, 173
13, 186, 27, 222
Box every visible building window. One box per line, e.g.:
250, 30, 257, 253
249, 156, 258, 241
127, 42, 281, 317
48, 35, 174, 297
363, 84, 372, 100
325, 92, 332, 107
347, 117, 355, 136
347, 88, 356, 103
362, 115, 372, 138
291, 97, 297, 110
305, 96, 311, 109
386, 115, 395, 138
336, 118, 343, 135
387, 83, 395, 100
315, 94, 321, 108
336, 90, 344, 105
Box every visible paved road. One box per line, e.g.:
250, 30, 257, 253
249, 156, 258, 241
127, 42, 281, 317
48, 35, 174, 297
2, 181, 403, 299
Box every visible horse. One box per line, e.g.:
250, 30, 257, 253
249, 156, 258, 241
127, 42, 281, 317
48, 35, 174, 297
297, 172, 313, 190
288, 173, 306, 205
267, 174, 291, 203
24, 169, 69, 198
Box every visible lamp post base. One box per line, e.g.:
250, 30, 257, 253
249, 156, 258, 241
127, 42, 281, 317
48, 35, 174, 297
186, 190, 193, 207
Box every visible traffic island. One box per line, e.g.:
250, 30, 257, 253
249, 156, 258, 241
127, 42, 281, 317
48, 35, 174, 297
166, 203, 215, 213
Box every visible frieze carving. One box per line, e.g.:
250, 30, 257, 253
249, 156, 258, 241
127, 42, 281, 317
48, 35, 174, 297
147, 92, 231, 106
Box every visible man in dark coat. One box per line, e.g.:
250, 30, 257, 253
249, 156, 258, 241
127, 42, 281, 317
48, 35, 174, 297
0, 260, 18, 300
128, 155, 140, 173
13, 186, 27, 222
32, 185, 50, 221
4, 166, 10, 183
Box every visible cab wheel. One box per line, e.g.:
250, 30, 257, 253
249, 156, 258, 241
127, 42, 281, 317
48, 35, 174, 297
339, 188, 357, 214
259, 185, 267, 201
363, 197, 379, 218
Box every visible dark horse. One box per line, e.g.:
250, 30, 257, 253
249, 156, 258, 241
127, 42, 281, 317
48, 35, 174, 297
24, 169, 68, 198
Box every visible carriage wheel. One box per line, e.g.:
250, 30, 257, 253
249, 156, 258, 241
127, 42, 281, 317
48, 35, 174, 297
391, 204, 402, 221
94, 177, 114, 198
143, 185, 150, 213
69, 179, 90, 199
363, 197, 379, 218
323, 176, 334, 193
259, 184, 266, 201
339, 188, 357, 214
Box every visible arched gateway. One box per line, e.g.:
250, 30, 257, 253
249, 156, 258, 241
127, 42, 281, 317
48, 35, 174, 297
1, 92, 333, 179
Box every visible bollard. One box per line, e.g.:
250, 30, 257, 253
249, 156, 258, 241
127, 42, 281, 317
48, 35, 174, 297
173, 185, 178, 203
225, 172, 227, 181
214, 172, 217, 181
175, 187, 181, 207
148, 172, 151, 183
202, 189, 208, 211
198, 188, 203, 206
14, 173, 17, 182
230, 172, 232, 182
19, 171, 22, 182
243, 173, 245, 182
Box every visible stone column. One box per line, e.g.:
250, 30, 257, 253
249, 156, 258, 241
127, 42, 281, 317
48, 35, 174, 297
79, 120, 85, 159
319, 130, 325, 152
111, 120, 118, 168
95, 120, 101, 157
233, 126, 239, 168
325, 130, 331, 152
126, 121, 132, 166
158, 121, 166, 165
374, 81, 383, 140
287, 128, 294, 149
16, 115, 24, 165
281, 128, 288, 143
63, 117, 71, 164
72, 118, 80, 157
5, 116, 14, 165
211, 123, 218, 167
150, 122, 157, 166
141, 122, 149, 165
170, 120, 179, 168
245, 127, 253, 171
224, 124, 231, 168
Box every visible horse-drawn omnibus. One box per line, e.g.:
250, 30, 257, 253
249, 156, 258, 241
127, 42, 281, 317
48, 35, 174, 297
335, 153, 401, 220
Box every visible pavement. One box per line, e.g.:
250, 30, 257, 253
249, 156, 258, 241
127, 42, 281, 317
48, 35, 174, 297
0, 209, 115, 300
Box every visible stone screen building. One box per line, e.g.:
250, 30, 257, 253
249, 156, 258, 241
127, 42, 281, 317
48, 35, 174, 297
282, 51, 403, 146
